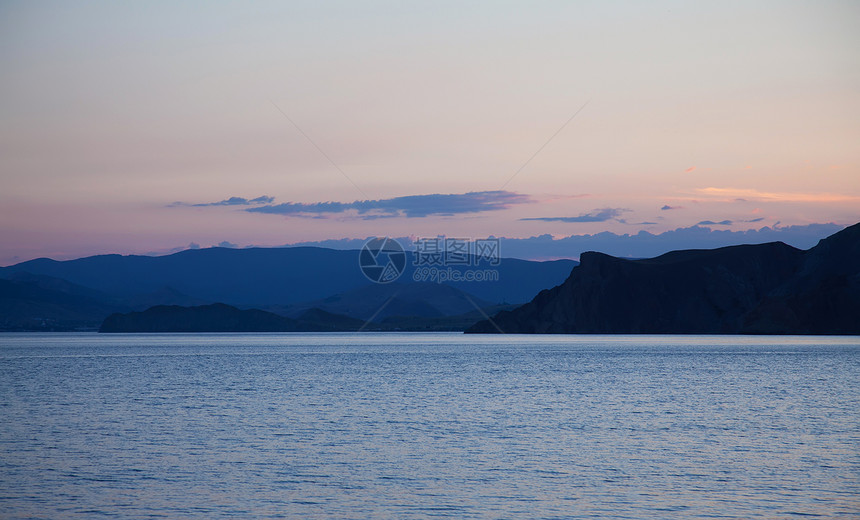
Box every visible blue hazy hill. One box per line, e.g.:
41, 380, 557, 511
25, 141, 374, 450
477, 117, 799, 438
0, 246, 577, 309
0, 274, 122, 330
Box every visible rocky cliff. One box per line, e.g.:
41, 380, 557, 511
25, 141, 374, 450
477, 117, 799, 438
467, 222, 859, 334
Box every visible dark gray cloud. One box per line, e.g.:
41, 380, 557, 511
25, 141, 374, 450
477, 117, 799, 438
217, 241, 238, 248
661, 205, 684, 210
690, 217, 764, 226
520, 208, 629, 223
170, 196, 274, 207
197, 195, 274, 206
246, 191, 531, 218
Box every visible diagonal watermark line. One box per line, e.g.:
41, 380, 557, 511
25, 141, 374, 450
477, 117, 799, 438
499, 99, 590, 191
461, 291, 505, 334
270, 100, 368, 199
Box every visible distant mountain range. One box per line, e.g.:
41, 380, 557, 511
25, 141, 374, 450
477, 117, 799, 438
0, 246, 575, 331
1, 247, 575, 305
467, 222, 860, 334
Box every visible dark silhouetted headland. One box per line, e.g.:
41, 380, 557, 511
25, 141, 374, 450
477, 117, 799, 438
467, 222, 860, 334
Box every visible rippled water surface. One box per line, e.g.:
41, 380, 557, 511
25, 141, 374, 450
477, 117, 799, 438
1, 332, 858, 519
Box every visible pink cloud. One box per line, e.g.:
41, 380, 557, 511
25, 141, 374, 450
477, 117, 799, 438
696, 187, 860, 203
685, 166, 697, 173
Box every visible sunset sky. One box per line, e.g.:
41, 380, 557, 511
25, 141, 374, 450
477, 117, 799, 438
1, 1, 858, 264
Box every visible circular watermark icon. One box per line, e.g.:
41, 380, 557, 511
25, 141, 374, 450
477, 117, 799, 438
359, 237, 406, 283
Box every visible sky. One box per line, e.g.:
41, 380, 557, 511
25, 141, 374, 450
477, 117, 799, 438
1, 1, 858, 265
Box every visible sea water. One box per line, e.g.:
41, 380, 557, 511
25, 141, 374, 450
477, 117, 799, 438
1, 332, 858, 519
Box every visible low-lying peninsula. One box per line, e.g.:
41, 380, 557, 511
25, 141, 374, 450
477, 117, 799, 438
100, 303, 364, 333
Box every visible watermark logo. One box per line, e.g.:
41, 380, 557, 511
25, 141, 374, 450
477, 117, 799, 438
412, 237, 501, 283
359, 237, 406, 283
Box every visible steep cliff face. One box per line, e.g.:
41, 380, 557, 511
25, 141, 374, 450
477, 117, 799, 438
467, 223, 860, 334
742, 222, 860, 334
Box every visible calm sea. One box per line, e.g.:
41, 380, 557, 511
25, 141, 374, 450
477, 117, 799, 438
1, 333, 858, 519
